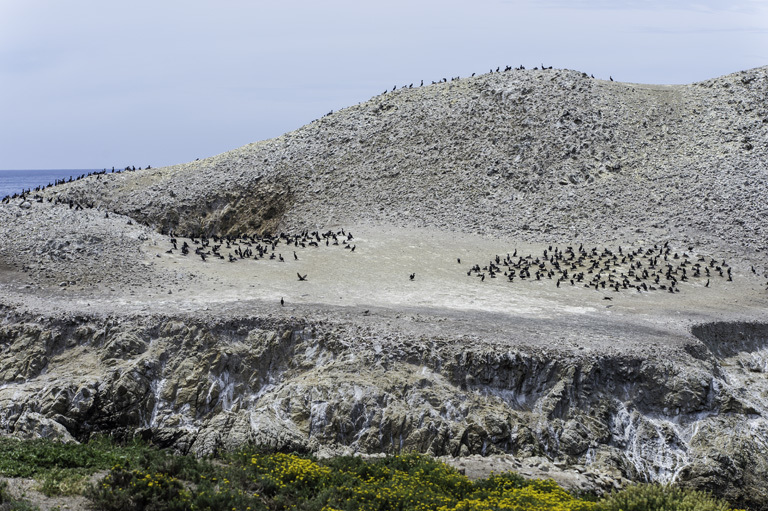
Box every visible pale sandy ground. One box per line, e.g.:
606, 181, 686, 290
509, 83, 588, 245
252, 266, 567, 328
3, 223, 766, 356
129, 225, 768, 319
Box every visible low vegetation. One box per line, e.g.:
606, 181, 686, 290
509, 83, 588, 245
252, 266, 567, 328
0, 437, 746, 511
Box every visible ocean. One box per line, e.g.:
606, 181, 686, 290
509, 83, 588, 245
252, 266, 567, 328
0, 169, 101, 199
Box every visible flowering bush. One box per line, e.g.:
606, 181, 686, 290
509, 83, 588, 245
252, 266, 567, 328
0, 437, 747, 511
448, 478, 596, 511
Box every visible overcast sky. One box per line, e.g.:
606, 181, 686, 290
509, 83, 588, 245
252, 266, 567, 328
1, 0, 766, 170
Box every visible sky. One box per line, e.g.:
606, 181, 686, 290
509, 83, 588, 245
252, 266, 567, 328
0, 0, 766, 170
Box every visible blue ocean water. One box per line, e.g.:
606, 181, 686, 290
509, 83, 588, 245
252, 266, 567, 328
0, 169, 101, 199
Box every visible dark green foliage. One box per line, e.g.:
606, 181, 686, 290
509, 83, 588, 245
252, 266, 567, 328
86, 462, 265, 511
85, 466, 188, 511
0, 436, 115, 478
595, 483, 735, 511
0, 435, 170, 478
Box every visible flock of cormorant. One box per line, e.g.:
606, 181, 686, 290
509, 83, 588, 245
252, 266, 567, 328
465, 242, 741, 295
165, 228, 357, 281
3, 193, 107, 211
380, 63, 574, 96
1, 165, 150, 203
165, 229, 755, 296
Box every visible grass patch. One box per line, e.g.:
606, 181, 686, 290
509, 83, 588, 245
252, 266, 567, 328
0, 435, 145, 479
35, 467, 91, 497
0, 435, 189, 498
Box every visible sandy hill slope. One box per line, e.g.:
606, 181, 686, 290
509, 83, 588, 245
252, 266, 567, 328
52, 66, 768, 255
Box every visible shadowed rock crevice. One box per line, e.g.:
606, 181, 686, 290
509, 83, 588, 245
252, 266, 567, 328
692, 321, 768, 360
139, 180, 293, 237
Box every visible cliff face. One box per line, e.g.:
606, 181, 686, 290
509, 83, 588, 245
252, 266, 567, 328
2, 66, 768, 509
2, 310, 768, 508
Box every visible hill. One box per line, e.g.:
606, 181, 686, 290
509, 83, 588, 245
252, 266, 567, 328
52, 66, 768, 256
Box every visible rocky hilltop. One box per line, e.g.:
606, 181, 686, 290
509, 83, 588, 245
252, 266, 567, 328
1, 66, 768, 509
43, 66, 768, 251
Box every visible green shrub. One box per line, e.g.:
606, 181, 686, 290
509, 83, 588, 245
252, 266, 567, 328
0, 435, 158, 478
472, 470, 529, 493
85, 466, 189, 511
0, 435, 191, 498
0, 437, 106, 478
87, 463, 264, 511
449, 477, 596, 511
595, 483, 738, 511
